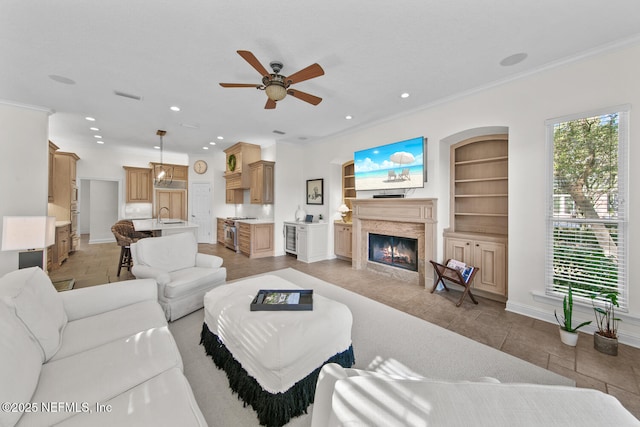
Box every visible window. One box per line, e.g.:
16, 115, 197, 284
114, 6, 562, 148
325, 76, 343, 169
546, 106, 629, 310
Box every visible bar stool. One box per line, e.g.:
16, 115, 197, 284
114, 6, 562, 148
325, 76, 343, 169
111, 222, 150, 276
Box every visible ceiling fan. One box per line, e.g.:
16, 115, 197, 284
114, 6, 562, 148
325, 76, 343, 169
219, 50, 324, 109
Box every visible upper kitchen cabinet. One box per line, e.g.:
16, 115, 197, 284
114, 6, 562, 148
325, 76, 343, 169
124, 166, 153, 203
249, 160, 275, 204
224, 142, 261, 190
148, 162, 189, 185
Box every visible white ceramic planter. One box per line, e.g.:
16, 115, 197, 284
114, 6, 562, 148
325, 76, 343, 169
559, 328, 579, 346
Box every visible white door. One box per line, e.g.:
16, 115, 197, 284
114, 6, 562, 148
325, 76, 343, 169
191, 182, 212, 243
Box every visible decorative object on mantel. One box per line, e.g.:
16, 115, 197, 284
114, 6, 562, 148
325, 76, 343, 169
306, 178, 323, 205
591, 290, 620, 355
1, 216, 56, 269
338, 203, 350, 222
153, 130, 173, 186
554, 286, 591, 347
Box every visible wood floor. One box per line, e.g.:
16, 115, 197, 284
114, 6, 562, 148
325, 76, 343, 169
49, 235, 640, 419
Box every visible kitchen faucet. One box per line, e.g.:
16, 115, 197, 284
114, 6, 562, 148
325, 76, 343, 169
159, 207, 170, 223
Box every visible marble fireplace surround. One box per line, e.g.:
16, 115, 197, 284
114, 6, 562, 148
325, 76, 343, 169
351, 198, 437, 287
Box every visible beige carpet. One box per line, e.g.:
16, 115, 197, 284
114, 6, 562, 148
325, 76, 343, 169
169, 268, 573, 426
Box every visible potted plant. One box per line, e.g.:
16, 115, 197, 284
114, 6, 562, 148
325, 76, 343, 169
591, 291, 620, 356
555, 286, 591, 346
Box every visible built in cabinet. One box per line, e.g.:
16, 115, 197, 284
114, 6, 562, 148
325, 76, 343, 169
124, 166, 153, 203
148, 163, 189, 184
284, 222, 328, 263
224, 142, 261, 204
155, 190, 187, 220
48, 141, 59, 202
444, 134, 508, 300
342, 160, 355, 223
48, 150, 80, 255
334, 222, 353, 260
237, 222, 274, 258
249, 160, 275, 204
216, 218, 225, 244
53, 223, 70, 267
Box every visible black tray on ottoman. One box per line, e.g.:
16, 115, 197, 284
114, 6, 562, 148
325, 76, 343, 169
250, 289, 313, 311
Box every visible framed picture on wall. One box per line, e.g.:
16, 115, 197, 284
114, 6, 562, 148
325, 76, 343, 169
306, 179, 324, 205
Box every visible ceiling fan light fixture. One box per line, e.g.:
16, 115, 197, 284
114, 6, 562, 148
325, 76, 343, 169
265, 80, 287, 101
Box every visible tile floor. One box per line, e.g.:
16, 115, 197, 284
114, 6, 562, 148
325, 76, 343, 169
50, 235, 640, 419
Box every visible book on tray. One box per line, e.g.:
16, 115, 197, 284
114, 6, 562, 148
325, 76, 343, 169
250, 289, 313, 311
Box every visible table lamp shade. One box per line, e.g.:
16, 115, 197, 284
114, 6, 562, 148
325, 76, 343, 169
1, 216, 56, 251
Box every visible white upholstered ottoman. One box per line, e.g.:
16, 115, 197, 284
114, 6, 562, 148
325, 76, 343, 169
201, 275, 354, 426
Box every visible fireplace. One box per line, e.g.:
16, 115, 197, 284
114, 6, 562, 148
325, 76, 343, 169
350, 198, 437, 287
368, 233, 418, 272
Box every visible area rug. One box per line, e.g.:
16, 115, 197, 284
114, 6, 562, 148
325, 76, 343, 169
169, 268, 573, 426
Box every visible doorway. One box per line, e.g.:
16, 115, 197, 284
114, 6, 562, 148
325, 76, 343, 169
191, 182, 212, 243
79, 179, 120, 244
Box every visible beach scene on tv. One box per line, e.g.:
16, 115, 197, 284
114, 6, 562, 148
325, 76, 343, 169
354, 136, 425, 191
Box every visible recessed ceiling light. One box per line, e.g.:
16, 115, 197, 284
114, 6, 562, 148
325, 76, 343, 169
217, 136, 224, 140
400, 92, 410, 98
93, 135, 102, 138
170, 106, 181, 112
89, 127, 99, 131
153, 146, 160, 150
345, 115, 353, 120
209, 141, 216, 146
96, 140, 104, 144
49, 75, 76, 85
202, 146, 209, 150
85, 117, 96, 121
500, 52, 528, 67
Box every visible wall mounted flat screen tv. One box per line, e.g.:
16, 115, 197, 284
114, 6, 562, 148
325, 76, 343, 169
354, 136, 425, 191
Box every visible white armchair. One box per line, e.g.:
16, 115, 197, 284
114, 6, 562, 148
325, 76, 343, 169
131, 232, 227, 321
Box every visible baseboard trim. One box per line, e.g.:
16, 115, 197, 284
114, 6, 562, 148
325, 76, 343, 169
506, 299, 640, 349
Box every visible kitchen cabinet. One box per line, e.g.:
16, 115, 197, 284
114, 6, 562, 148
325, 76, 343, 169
224, 142, 261, 202
148, 162, 189, 183
217, 218, 225, 244
53, 223, 71, 267
444, 231, 507, 299
124, 166, 153, 203
226, 189, 244, 204
249, 160, 275, 204
284, 221, 328, 263
48, 150, 80, 255
155, 189, 187, 220
237, 222, 274, 258
334, 222, 353, 260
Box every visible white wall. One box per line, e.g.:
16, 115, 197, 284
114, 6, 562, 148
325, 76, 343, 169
0, 102, 51, 275
302, 41, 640, 346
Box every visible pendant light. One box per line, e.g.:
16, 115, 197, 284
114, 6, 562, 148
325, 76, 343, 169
154, 130, 173, 186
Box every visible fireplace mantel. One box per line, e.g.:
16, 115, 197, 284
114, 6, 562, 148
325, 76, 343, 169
351, 198, 437, 287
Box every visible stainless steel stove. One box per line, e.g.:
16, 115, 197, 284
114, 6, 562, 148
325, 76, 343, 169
223, 217, 257, 251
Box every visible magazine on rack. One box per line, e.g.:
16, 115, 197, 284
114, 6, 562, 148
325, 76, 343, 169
446, 259, 474, 283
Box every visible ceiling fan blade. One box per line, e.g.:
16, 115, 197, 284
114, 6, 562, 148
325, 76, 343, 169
287, 89, 322, 106
265, 98, 277, 109
237, 50, 270, 77
286, 63, 324, 84
219, 83, 261, 88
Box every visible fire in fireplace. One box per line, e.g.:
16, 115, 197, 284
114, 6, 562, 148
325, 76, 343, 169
368, 233, 418, 272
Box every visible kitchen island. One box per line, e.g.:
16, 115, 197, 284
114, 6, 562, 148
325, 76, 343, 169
132, 219, 198, 237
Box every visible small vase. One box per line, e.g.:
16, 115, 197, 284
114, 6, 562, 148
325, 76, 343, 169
559, 328, 579, 346
294, 205, 306, 222
594, 332, 618, 356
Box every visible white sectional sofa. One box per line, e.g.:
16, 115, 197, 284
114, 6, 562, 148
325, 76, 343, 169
312, 363, 640, 427
0, 267, 207, 427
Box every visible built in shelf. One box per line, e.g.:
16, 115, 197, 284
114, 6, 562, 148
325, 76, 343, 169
455, 177, 508, 183
454, 155, 508, 166
455, 212, 508, 217
455, 194, 508, 198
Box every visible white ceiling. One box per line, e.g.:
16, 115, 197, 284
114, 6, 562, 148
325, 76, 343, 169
3, 1, 640, 154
